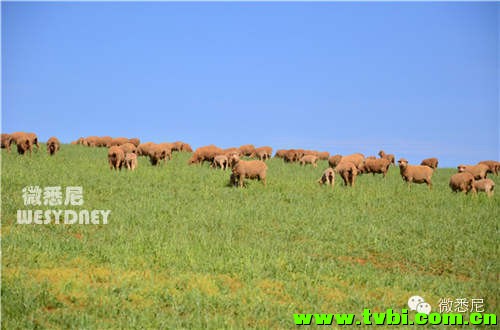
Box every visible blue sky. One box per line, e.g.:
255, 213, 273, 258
2, 2, 498, 166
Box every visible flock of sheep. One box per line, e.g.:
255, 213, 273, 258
1, 132, 498, 196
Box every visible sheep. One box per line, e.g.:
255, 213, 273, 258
366, 156, 377, 160
119, 142, 137, 155
253, 146, 273, 161
328, 154, 343, 168
108, 146, 125, 170
299, 155, 319, 167
149, 144, 172, 166
478, 160, 500, 176
317, 151, 330, 160
335, 161, 358, 187
108, 137, 129, 147
1, 133, 12, 152
378, 150, 395, 165
397, 158, 433, 189
125, 153, 138, 171
211, 155, 229, 170
274, 149, 287, 159
230, 158, 268, 187
358, 158, 391, 177
188, 145, 223, 165
340, 153, 365, 169
46, 136, 61, 156
473, 179, 495, 197
457, 164, 489, 180
128, 138, 141, 147
136, 142, 155, 156
449, 172, 476, 194
420, 157, 439, 169
239, 144, 256, 157
317, 168, 335, 188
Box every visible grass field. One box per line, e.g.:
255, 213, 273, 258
1, 145, 498, 329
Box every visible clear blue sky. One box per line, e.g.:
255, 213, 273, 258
2, 2, 498, 167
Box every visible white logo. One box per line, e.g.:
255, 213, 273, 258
408, 295, 431, 315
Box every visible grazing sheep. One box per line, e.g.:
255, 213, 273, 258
211, 155, 229, 170
231, 158, 268, 187
274, 149, 287, 159
366, 156, 377, 160
478, 160, 500, 176
119, 142, 137, 155
128, 138, 141, 147
340, 153, 365, 169
398, 158, 433, 189
457, 164, 489, 180
284, 149, 304, 163
46, 137, 61, 156
421, 157, 439, 169
317, 151, 330, 160
318, 168, 335, 188
358, 158, 391, 177
136, 142, 155, 156
335, 161, 358, 187
1, 133, 12, 153
180, 142, 193, 152
26, 132, 40, 152
299, 155, 319, 167
328, 154, 343, 168
149, 144, 171, 166
188, 145, 223, 165
473, 179, 495, 197
108, 146, 125, 170
12, 133, 32, 155
253, 146, 273, 161
109, 137, 129, 147
239, 144, 256, 157
449, 172, 476, 194
125, 153, 138, 171
378, 150, 395, 165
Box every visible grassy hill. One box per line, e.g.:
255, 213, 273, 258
2, 145, 498, 328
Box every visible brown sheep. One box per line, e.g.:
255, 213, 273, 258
473, 179, 495, 197
149, 144, 171, 166
119, 142, 137, 155
231, 159, 268, 187
109, 137, 129, 147
46, 137, 61, 156
398, 158, 433, 189
317, 168, 335, 188
253, 146, 273, 161
449, 172, 476, 194
378, 150, 395, 165
188, 145, 223, 165
181, 143, 193, 152
366, 156, 377, 160
317, 151, 330, 160
457, 164, 489, 180
128, 138, 140, 147
421, 157, 439, 169
341, 153, 365, 169
284, 149, 304, 163
125, 153, 138, 171
335, 161, 358, 187
328, 154, 343, 168
239, 144, 256, 157
299, 155, 319, 167
136, 142, 155, 156
26, 132, 40, 152
83, 136, 99, 147
13, 133, 32, 155
358, 158, 391, 177
274, 149, 287, 159
108, 146, 125, 170
211, 155, 229, 170
478, 160, 500, 176
1, 133, 12, 152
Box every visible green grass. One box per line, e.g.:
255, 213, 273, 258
1, 145, 498, 329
